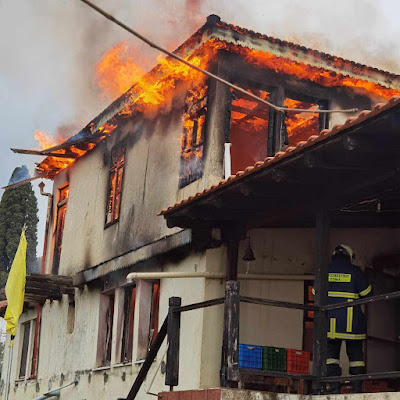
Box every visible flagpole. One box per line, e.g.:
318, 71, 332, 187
5, 340, 13, 400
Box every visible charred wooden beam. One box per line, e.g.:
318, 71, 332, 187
224, 281, 240, 384
312, 207, 330, 394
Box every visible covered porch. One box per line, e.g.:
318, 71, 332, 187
158, 98, 400, 395
122, 98, 400, 399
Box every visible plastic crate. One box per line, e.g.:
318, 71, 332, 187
363, 380, 393, 393
262, 346, 286, 371
286, 349, 310, 374
239, 344, 262, 369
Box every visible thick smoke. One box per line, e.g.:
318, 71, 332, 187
2, 0, 399, 142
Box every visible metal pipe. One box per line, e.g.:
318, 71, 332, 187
224, 143, 232, 179
33, 390, 60, 400
127, 271, 314, 281
4, 345, 13, 400
33, 380, 78, 400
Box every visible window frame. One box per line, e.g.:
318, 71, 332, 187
52, 183, 69, 275
96, 280, 161, 367
17, 318, 37, 381
179, 83, 209, 189
280, 90, 329, 150
105, 144, 126, 228
227, 83, 279, 174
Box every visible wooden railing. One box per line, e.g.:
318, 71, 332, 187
122, 285, 400, 398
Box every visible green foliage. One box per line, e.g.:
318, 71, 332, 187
0, 168, 39, 276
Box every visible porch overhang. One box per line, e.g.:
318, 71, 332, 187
0, 274, 75, 306
161, 97, 400, 230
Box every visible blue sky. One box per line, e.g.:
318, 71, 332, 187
1, 0, 399, 256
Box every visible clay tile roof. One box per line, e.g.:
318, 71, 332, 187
159, 96, 400, 216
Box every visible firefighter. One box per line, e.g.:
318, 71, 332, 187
325, 245, 373, 393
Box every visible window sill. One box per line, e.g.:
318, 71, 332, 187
93, 362, 132, 372
113, 362, 132, 368
92, 365, 111, 372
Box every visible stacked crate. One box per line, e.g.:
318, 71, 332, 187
238, 344, 262, 369
262, 346, 286, 372
286, 349, 310, 374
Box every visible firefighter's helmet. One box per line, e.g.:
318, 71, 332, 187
332, 244, 355, 261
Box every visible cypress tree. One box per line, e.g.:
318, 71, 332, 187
0, 166, 39, 279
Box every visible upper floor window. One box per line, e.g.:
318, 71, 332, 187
281, 94, 328, 148
230, 88, 274, 174
106, 146, 125, 226
52, 184, 68, 275
179, 85, 208, 188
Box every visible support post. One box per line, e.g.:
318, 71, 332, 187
165, 297, 181, 388
312, 208, 330, 393
224, 226, 242, 281
225, 281, 240, 383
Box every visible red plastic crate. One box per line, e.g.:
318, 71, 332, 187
286, 349, 310, 374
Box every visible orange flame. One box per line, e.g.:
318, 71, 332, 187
34, 130, 63, 150
95, 41, 148, 101
38, 33, 400, 178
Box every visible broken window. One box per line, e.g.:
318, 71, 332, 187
104, 293, 115, 366
179, 85, 208, 188
52, 184, 69, 275
97, 281, 160, 366
18, 319, 37, 380
106, 146, 125, 225
229, 88, 274, 174
282, 96, 328, 148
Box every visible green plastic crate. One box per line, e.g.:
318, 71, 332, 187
262, 346, 286, 371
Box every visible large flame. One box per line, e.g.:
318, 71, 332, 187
38, 32, 400, 178
95, 41, 148, 101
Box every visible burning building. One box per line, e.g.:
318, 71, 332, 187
2, 14, 400, 400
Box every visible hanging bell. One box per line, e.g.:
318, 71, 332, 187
243, 237, 256, 262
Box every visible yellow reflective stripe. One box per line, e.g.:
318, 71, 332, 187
328, 291, 359, 299
359, 285, 372, 297
312, 287, 315, 295
327, 332, 366, 340
326, 358, 340, 365
349, 361, 365, 367
346, 300, 353, 333
327, 318, 336, 339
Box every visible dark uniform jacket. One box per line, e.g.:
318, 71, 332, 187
327, 258, 372, 340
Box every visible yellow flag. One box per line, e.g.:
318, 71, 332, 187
4, 231, 27, 343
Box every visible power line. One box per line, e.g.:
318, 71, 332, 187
79, 0, 359, 115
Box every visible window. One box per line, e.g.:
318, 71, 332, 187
97, 286, 136, 367
179, 85, 208, 188
281, 95, 328, 148
18, 319, 38, 380
121, 286, 136, 363
96, 280, 160, 366
229, 88, 274, 174
52, 184, 68, 275
106, 146, 125, 225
